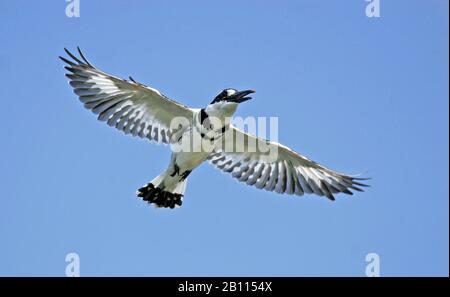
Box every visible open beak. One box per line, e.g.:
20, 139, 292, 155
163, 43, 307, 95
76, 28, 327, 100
230, 89, 255, 103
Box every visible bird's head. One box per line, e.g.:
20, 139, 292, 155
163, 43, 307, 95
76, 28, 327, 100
210, 88, 255, 105
205, 88, 255, 119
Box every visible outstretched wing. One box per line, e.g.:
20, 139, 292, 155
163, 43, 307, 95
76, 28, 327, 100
208, 125, 369, 200
60, 47, 193, 144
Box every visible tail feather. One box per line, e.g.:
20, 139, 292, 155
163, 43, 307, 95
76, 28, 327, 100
137, 183, 183, 209
137, 172, 188, 209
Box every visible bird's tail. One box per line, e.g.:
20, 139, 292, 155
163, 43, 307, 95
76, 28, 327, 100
136, 171, 188, 209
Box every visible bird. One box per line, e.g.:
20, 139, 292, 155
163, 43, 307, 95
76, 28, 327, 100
60, 47, 369, 209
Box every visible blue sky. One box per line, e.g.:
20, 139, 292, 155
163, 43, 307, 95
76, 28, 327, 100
0, 0, 448, 276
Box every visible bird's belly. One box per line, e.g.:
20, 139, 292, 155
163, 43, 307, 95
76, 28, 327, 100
174, 151, 209, 171
171, 124, 218, 170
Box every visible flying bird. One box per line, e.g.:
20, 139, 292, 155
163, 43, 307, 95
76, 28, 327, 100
60, 48, 368, 209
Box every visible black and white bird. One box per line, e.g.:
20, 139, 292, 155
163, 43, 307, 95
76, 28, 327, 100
60, 48, 368, 209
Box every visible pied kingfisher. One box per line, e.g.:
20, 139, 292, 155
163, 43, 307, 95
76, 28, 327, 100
60, 48, 368, 209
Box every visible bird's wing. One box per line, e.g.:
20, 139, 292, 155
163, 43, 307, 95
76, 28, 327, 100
208, 125, 369, 200
60, 48, 193, 144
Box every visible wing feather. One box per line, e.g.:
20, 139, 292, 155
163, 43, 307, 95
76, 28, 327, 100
208, 125, 369, 200
60, 48, 193, 144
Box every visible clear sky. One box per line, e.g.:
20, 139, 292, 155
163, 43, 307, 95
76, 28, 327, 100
0, 0, 448, 276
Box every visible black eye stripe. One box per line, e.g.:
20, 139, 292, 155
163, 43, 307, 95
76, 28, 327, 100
210, 89, 235, 104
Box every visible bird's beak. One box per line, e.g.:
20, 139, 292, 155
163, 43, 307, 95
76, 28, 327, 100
230, 89, 255, 103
